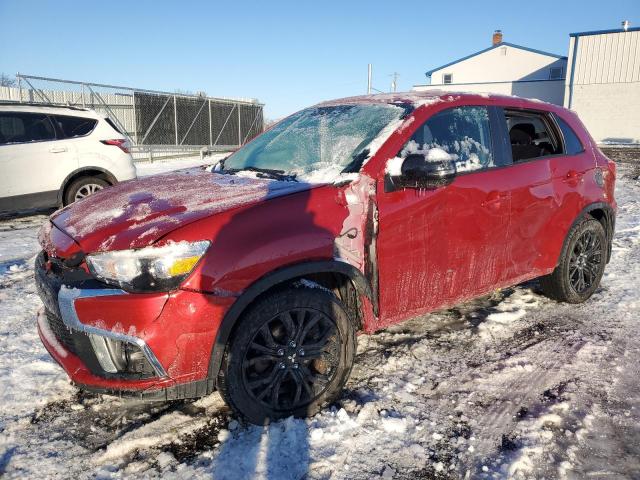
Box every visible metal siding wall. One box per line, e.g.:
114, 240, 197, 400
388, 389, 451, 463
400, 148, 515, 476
568, 30, 640, 144
573, 31, 640, 85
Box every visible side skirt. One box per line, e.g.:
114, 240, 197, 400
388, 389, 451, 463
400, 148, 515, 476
0, 190, 59, 214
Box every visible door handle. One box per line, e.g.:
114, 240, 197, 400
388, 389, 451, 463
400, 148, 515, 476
49, 146, 67, 153
564, 170, 583, 185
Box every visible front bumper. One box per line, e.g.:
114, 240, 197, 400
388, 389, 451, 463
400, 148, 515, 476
35, 251, 234, 398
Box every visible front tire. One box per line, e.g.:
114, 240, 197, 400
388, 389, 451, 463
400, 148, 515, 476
540, 218, 607, 303
218, 284, 356, 425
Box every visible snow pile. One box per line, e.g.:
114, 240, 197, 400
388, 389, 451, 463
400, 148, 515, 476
477, 289, 541, 340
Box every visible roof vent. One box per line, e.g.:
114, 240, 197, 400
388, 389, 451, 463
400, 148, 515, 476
622, 20, 630, 31
492, 30, 503, 45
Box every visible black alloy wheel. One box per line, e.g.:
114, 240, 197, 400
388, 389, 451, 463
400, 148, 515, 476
568, 229, 603, 294
540, 218, 608, 303
218, 284, 356, 424
242, 308, 341, 412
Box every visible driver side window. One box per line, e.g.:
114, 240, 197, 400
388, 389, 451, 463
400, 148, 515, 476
401, 106, 494, 173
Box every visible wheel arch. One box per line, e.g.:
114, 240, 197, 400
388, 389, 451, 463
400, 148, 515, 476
560, 202, 616, 265
208, 260, 376, 383
58, 167, 118, 205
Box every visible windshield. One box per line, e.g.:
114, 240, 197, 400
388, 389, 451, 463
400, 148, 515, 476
223, 103, 408, 181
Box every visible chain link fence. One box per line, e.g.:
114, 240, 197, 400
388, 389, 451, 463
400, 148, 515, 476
1, 74, 264, 161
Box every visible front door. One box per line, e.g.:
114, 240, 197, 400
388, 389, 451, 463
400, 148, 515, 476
376, 105, 512, 325
0, 112, 63, 199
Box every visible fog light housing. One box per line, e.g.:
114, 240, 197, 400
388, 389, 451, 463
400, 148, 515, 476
88, 334, 155, 376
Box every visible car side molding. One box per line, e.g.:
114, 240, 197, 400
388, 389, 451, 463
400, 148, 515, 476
207, 259, 375, 383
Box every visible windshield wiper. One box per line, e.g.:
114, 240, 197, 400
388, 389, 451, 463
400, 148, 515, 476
225, 166, 298, 182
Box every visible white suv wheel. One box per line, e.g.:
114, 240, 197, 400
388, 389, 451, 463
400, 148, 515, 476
74, 183, 104, 200
64, 176, 110, 205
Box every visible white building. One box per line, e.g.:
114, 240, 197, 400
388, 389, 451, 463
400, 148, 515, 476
413, 31, 568, 105
565, 24, 640, 144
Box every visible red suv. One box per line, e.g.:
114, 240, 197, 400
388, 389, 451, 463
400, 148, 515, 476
35, 92, 616, 424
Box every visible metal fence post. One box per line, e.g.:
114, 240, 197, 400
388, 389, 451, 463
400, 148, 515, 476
173, 95, 179, 145
132, 91, 138, 145
81, 84, 86, 108
208, 99, 213, 146
237, 103, 242, 147
17, 74, 22, 103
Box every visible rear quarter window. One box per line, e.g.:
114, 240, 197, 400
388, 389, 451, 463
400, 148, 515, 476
53, 115, 98, 138
554, 114, 584, 155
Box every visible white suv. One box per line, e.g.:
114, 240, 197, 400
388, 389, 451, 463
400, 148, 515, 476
0, 103, 137, 213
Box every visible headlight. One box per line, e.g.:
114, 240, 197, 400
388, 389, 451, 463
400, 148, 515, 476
86, 240, 210, 292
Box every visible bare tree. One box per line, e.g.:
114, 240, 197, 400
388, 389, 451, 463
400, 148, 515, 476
0, 73, 16, 87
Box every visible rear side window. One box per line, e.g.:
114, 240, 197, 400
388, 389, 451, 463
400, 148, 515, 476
401, 106, 494, 173
0, 112, 56, 145
504, 109, 561, 162
554, 115, 584, 155
53, 115, 97, 138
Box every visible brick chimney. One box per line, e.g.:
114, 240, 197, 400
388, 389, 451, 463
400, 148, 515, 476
492, 30, 503, 45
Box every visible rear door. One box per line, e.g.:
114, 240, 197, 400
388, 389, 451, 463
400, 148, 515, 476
495, 107, 580, 281
376, 105, 512, 323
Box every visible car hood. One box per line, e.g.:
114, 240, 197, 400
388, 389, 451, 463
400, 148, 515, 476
50, 168, 314, 253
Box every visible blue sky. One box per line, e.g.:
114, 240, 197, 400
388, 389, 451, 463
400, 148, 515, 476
0, 0, 637, 118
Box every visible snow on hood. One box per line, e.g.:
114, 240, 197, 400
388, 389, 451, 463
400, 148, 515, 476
50, 168, 313, 253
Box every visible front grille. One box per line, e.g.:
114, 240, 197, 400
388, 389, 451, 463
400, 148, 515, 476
46, 310, 77, 355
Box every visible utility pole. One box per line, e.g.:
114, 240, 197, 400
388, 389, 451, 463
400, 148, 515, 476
390, 72, 400, 93
367, 64, 372, 95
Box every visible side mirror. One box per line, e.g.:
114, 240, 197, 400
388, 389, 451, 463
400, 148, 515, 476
388, 153, 457, 190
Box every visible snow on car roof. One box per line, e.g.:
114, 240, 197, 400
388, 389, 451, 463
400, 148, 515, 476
316, 90, 554, 108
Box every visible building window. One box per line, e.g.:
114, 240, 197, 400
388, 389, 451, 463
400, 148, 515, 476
549, 67, 563, 80
443, 73, 453, 84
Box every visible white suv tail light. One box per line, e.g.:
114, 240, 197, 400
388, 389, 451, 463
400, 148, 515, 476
100, 138, 130, 153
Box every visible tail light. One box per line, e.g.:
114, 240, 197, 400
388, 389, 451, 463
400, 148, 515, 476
101, 139, 130, 153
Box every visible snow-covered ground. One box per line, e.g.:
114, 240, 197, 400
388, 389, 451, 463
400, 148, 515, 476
0, 159, 639, 479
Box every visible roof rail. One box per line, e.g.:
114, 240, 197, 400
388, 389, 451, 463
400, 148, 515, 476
0, 101, 90, 111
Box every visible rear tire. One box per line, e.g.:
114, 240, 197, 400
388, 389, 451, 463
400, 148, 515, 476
64, 176, 109, 205
539, 218, 607, 303
218, 284, 356, 425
